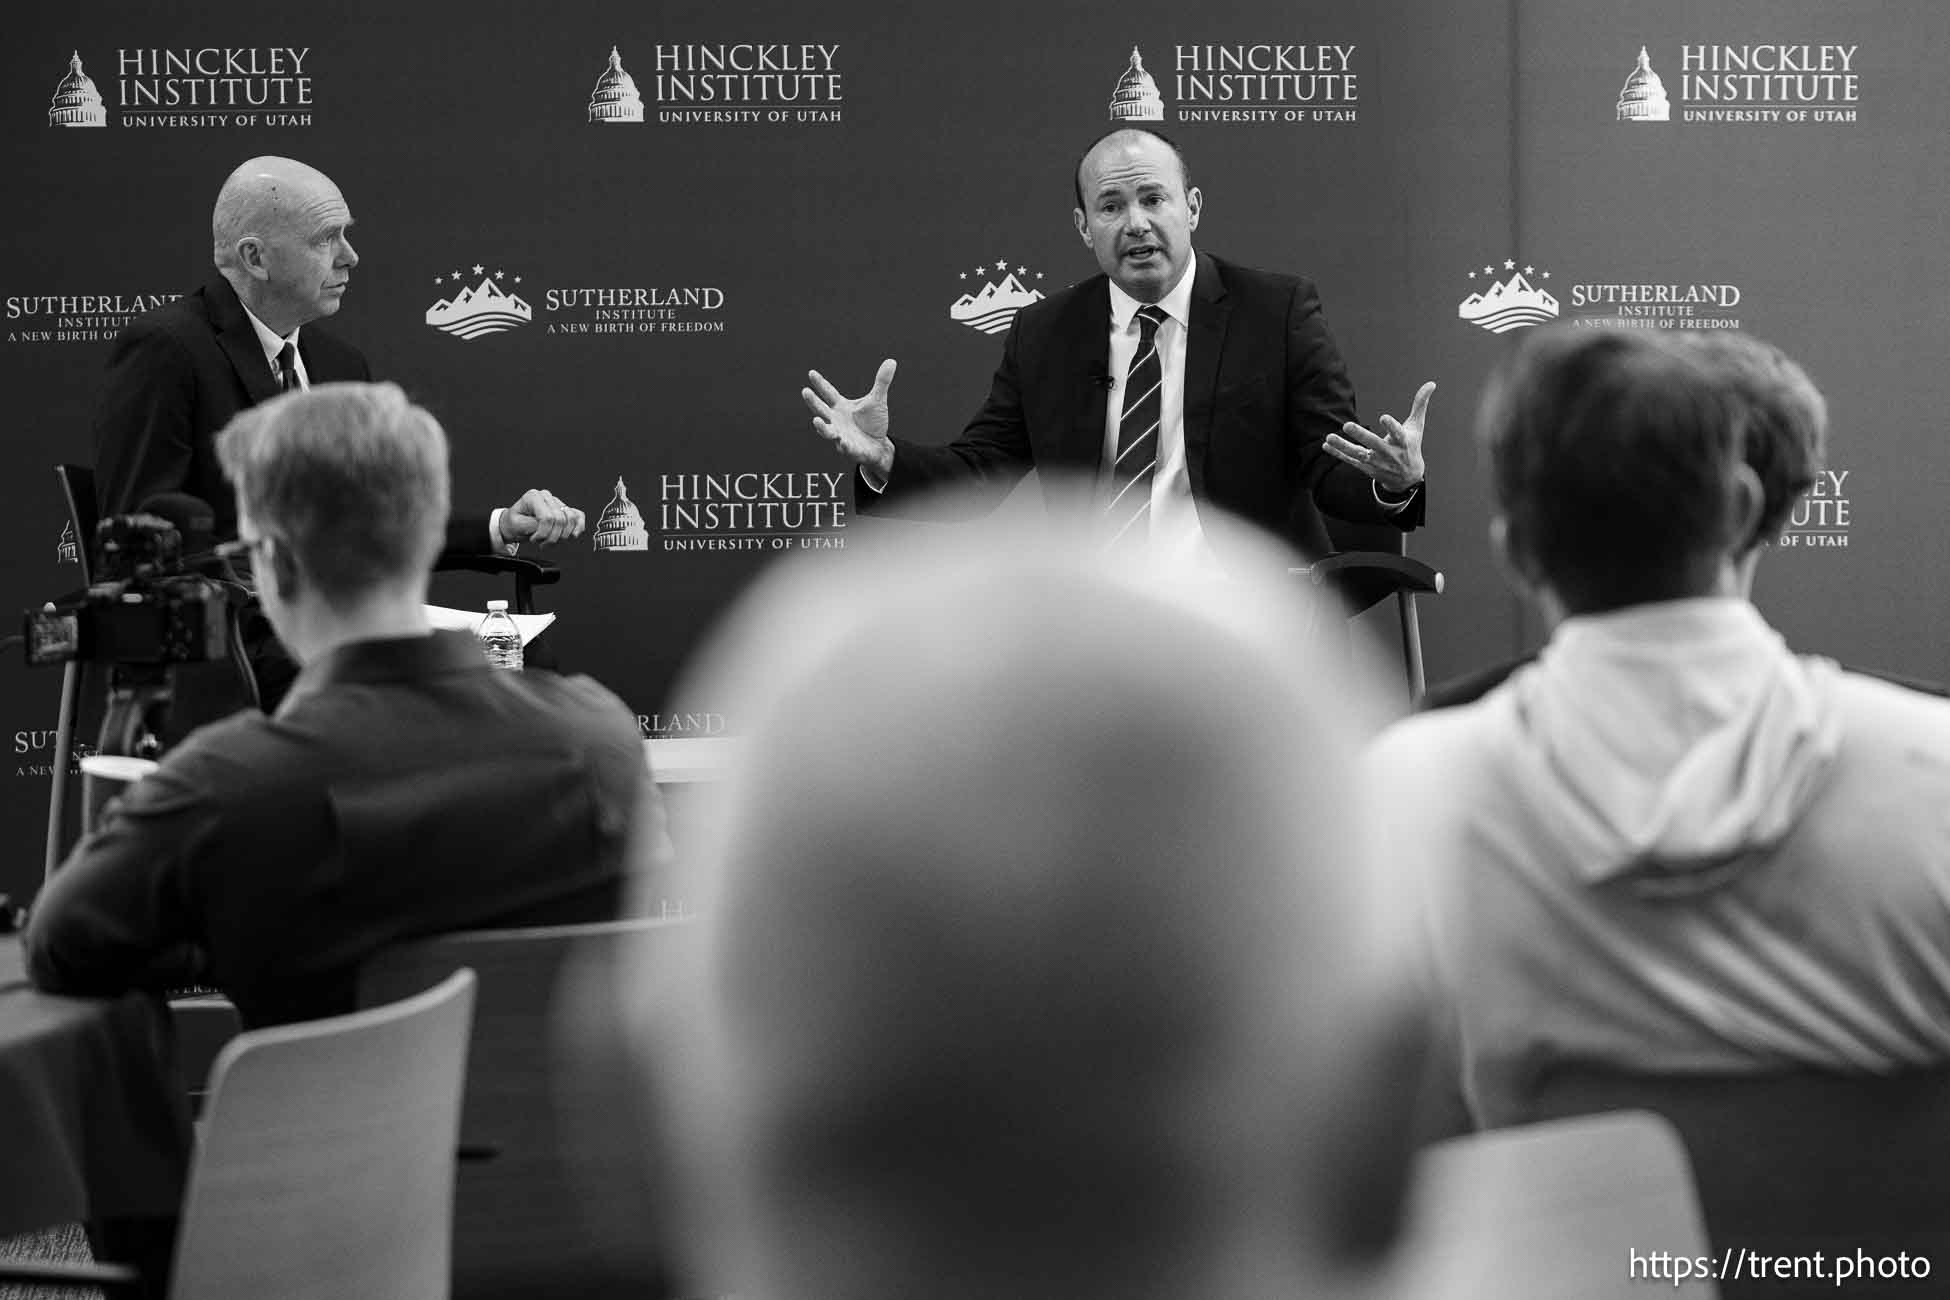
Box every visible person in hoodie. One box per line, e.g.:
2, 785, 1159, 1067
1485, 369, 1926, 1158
1416, 328, 1882, 708
1370, 325, 1950, 1128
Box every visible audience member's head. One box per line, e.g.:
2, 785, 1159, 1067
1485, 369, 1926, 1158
1477, 327, 1761, 618
628, 508, 1427, 1300
1672, 330, 1827, 563
216, 381, 448, 655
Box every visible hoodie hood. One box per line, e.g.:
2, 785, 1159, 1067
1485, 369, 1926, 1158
1505, 598, 1842, 894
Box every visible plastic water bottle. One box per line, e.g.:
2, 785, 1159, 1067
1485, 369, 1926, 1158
478, 599, 524, 671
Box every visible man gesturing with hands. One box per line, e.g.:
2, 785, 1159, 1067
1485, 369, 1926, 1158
804, 127, 1432, 569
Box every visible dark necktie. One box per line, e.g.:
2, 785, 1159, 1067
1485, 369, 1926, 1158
275, 341, 300, 392
1107, 305, 1167, 543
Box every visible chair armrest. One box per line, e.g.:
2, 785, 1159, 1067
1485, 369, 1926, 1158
1293, 552, 1445, 617
434, 554, 562, 587
434, 554, 562, 617
0, 1258, 145, 1293
1297, 552, 1445, 595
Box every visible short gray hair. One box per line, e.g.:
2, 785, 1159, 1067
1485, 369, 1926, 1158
216, 381, 450, 604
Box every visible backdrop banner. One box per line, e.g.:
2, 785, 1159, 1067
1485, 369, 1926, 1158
6, 0, 1944, 894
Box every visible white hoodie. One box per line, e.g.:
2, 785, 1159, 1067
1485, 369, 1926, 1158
1371, 598, 1950, 1124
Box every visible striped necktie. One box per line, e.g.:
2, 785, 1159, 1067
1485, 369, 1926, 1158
1107, 305, 1167, 544
275, 341, 300, 392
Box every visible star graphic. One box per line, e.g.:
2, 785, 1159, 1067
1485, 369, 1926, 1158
1524, 265, 1535, 275
472, 263, 485, 276
959, 271, 967, 279
1468, 271, 1477, 279
495, 269, 505, 280
1541, 271, 1551, 279
513, 275, 523, 284
434, 278, 443, 286
994, 258, 1008, 270
1035, 272, 1044, 279
1015, 266, 1026, 276
1504, 259, 1516, 270
1483, 265, 1495, 275
450, 270, 460, 279
973, 265, 987, 278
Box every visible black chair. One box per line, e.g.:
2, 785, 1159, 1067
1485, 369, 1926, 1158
358, 919, 693, 1298
1526, 1063, 1950, 1299
435, 552, 561, 617
1295, 515, 1444, 700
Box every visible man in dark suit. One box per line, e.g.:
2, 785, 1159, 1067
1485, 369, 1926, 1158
30, 381, 669, 1030
802, 127, 1433, 568
94, 155, 582, 557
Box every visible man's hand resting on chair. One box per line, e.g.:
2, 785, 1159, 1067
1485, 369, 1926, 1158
497, 489, 586, 548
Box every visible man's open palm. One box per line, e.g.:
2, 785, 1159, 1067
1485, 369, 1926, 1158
803, 359, 898, 476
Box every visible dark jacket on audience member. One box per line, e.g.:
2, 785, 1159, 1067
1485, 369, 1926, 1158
28, 632, 660, 1028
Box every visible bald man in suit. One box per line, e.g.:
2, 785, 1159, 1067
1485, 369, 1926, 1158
94, 155, 581, 556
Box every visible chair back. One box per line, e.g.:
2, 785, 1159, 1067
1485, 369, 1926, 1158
45, 465, 101, 878
170, 968, 476, 1300
358, 919, 691, 1296
1393, 1110, 1717, 1298
57, 463, 99, 586
1527, 1064, 1950, 1298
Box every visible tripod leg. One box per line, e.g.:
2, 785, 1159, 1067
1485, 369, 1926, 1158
44, 660, 81, 880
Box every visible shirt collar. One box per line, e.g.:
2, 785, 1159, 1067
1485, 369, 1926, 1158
240, 301, 300, 371
276, 631, 482, 716
1108, 255, 1197, 333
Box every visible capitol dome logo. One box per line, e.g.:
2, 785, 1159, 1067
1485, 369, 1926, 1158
48, 52, 107, 127
1108, 46, 1166, 121
426, 265, 533, 340
1617, 46, 1671, 122
1458, 260, 1559, 334
593, 477, 648, 551
588, 45, 643, 123
950, 260, 1046, 335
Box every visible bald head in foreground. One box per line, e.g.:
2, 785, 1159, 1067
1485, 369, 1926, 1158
625, 506, 1431, 1299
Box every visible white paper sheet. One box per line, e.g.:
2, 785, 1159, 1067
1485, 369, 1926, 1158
425, 604, 557, 648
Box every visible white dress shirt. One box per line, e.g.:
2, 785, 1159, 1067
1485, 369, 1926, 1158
240, 304, 510, 551
242, 304, 309, 390
1102, 265, 1213, 570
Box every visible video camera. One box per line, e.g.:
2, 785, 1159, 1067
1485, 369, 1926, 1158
26, 501, 233, 669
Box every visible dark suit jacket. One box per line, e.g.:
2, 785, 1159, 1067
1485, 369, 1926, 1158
92, 272, 493, 557
864, 252, 1424, 563
27, 632, 663, 1029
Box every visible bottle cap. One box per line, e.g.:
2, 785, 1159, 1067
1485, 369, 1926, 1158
487, 599, 509, 611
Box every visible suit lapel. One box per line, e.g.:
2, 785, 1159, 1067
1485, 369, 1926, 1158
1057, 277, 1113, 468
204, 274, 280, 406
1181, 253, 1231, 504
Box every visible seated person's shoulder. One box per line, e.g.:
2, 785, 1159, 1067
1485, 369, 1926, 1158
123, 708, 307, 807
519, 671, 643, 743
1211, 255, 1315, 300
1835, 662, 1950, 738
